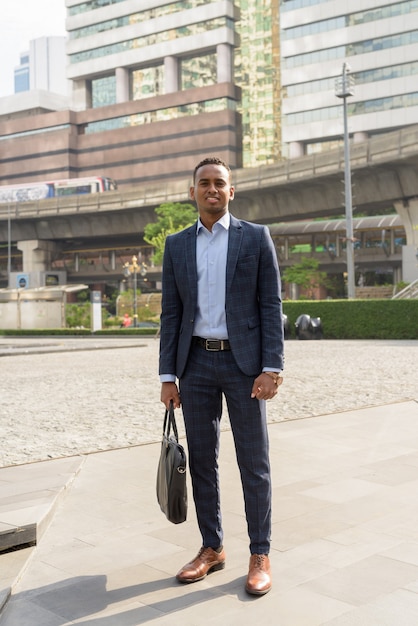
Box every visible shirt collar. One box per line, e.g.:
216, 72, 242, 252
196, 211, 230, 234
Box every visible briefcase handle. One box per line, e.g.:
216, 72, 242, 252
163, 400, 179, 442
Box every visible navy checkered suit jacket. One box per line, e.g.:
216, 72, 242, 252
159, 214, 284, 379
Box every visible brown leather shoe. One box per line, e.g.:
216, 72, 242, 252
245, 554, 272, 595
176, 547, 226, 583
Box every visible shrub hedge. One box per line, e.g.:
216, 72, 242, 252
0, 328, 158, 337
283, 299, 418, 340
1, 300, 416, 339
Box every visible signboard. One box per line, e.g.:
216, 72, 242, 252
91, 290, 102, 331
16, 274, 29, 289
45, 274, 59, 286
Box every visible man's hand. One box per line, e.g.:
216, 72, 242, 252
251, 373, 283, 400
161, 382, 181, 409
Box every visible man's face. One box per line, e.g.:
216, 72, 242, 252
190, 163, 235, 220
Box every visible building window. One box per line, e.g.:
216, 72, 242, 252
69, 0, 212, 19
131, 66, 165, 100
69, 18, 232, 64
181, 54, 217, 90
92, 75, 116, 108
281, 0, 331, 10
286, 61, 418, 97
69, 0, 128, 16
14, 69, 29, 93
284, 30, 418, 69
284, 92, 418, 126
85, 97, 236, 134
282, 1, 418, 39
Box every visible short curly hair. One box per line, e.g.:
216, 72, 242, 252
193, 157, 231, 183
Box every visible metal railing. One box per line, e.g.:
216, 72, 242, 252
392, 279, 418, 299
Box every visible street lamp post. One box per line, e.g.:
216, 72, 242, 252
123, 255, 139, 327
335, 62, 356, 299
7, 205, 12, 287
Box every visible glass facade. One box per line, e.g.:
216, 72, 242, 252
286, 61, 418, 97
284, 30, 418, 69
70, 17, 233, 65
281, 0, 418, 156
85, 97, 237, 134
14, 68, 29, 93
282, 1, 418, 39
69, 0, 126, 14
132, 66, 165, 100
285, 92, 418, 126
281, 0, 331, 10
181, 54, 217, 90
92, 75, 116, 107
68, 0, 281, 166
69, 0, 212, 17
69, 0, 213, 35
235, 0, 281, 167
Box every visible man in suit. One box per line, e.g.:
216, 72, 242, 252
159, 157, 284, 595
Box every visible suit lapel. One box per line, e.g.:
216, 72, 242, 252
226, 215, 243, 293
185, 224, 198, 303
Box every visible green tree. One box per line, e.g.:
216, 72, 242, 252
282, 257, 330, 299
144, 202, 197, 264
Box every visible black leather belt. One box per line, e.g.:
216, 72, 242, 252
194, 337, 231, 351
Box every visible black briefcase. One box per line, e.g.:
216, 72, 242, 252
156, 401, 187, 524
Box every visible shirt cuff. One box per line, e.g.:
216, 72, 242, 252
160, 374, 176, 383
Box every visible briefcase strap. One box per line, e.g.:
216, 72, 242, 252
163, 400, 179, 442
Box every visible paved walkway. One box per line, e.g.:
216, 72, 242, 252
1, 337, 417, 468
1, 397, 418, 625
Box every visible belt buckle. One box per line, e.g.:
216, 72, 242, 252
205, 339, 220, 351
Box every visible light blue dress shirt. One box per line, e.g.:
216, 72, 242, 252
193, 212, 229, 340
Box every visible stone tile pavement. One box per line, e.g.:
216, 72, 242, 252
1, 399, 418, 625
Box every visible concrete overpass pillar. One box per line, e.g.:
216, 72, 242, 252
116, 67, 130, 102
394, 198, 418, 282
289, 142, 304, 158
354, 132, 368, 143
165, 56, 180, 93
18, 240, 58, 273
13, 240, 63, 289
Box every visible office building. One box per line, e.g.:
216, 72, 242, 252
64, 0, 242, 184
1, 1, 242, 188
1, 0, 281, 186
65, 0, 280, 169
234, 0, 281, 166
14, 52, 30, 94
280, 0, 418, 158
13, 37, 68, 97
2, 0, 418, 189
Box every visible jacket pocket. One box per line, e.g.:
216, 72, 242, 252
247, 315, 260, 329
237, 254, 257, 268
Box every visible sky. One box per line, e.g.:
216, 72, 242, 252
0, 1, 66, 98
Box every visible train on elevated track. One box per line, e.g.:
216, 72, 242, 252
0, 176, 117, 204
